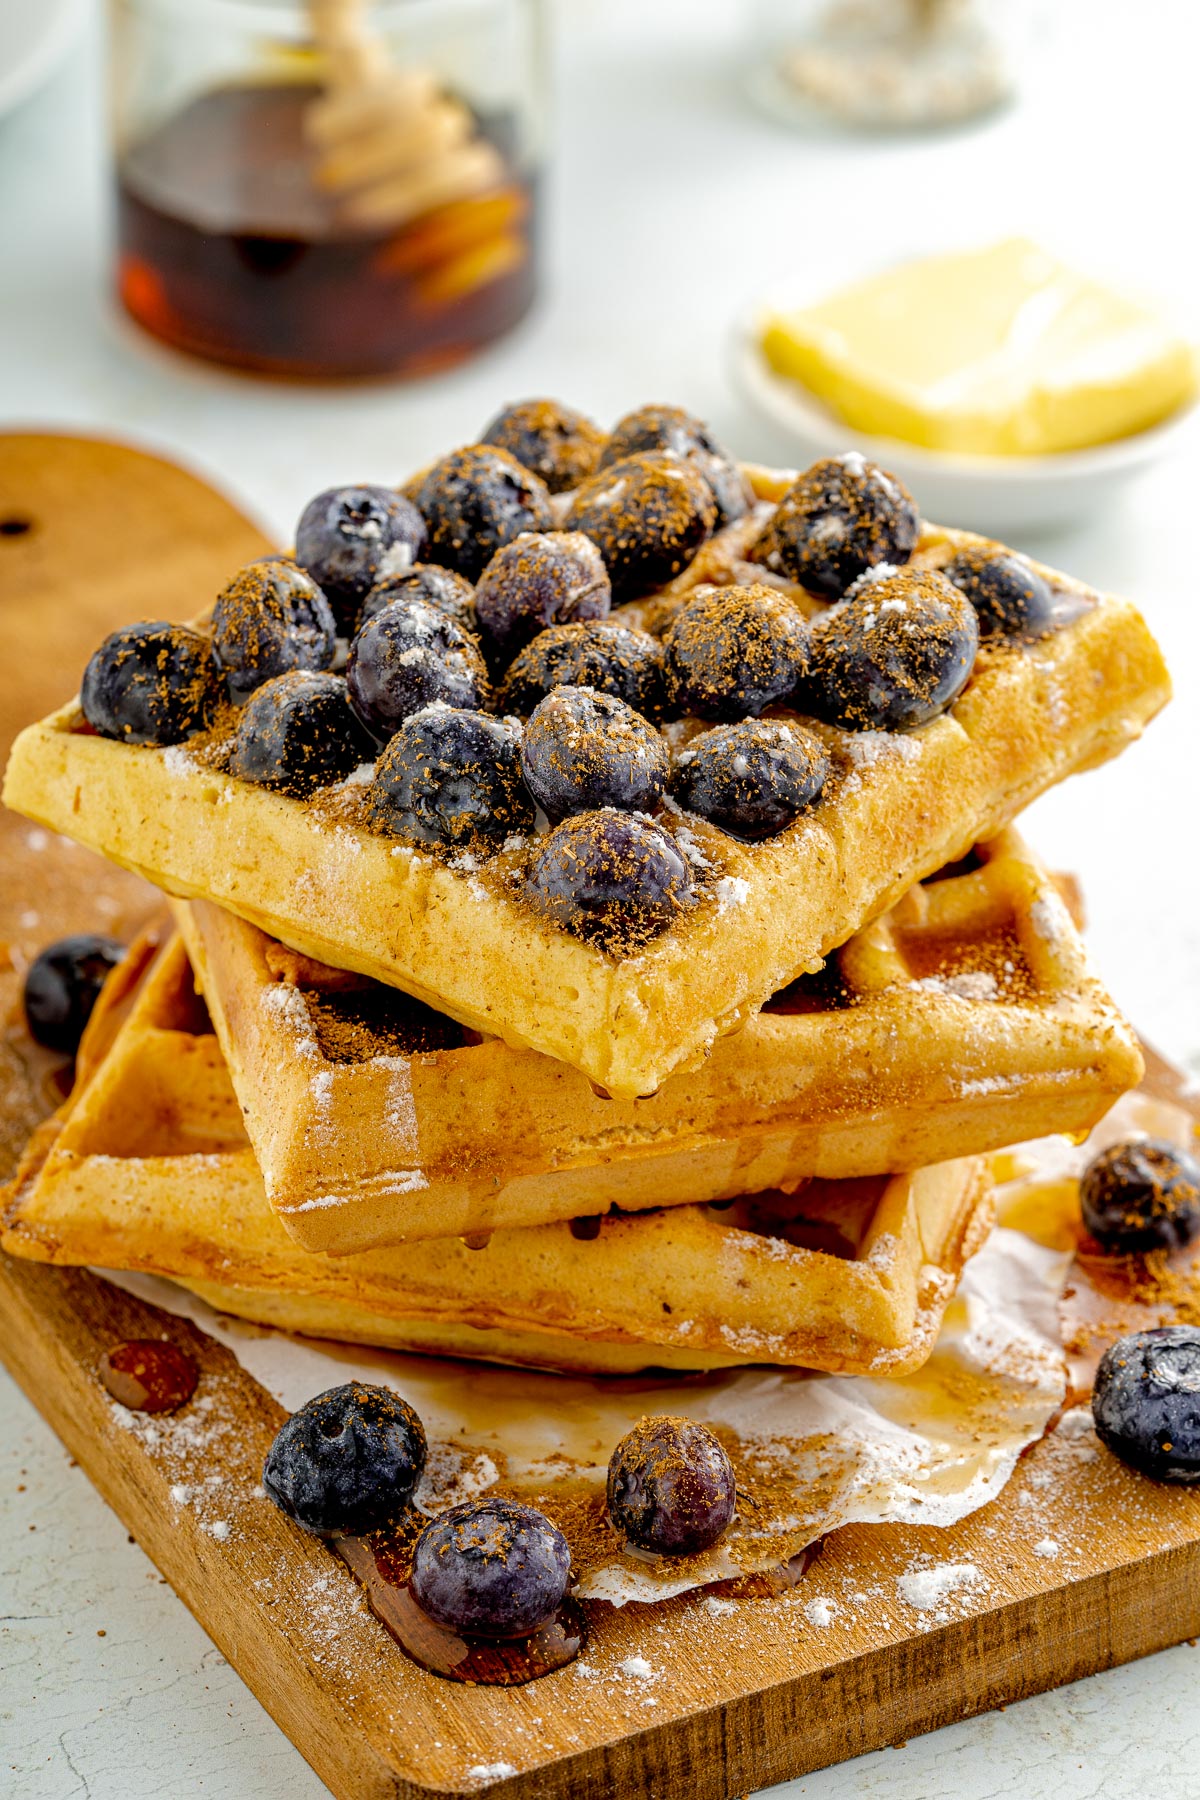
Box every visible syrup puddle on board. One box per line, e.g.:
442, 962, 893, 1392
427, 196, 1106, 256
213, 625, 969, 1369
333, 1530, 586, 1685
98, 1339, 199, 1413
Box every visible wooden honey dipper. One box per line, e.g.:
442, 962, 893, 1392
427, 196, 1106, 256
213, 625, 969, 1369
303, 0, 507, 232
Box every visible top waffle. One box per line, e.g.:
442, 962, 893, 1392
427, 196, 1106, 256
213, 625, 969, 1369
2, 403, 1170, 1097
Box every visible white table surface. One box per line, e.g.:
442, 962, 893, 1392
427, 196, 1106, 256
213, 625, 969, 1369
3, 2, 1200, 1794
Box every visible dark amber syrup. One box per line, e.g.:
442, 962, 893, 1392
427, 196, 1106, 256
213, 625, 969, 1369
334, 1531, 586, 1684
116, 84, 537, 380
99, 1340, 199, 1413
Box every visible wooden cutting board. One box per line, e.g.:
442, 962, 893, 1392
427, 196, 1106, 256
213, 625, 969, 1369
2, 433, 1199, 1800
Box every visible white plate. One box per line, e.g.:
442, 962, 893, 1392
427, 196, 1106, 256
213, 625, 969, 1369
732, 304, 1197, 539
0, 0, 85, 123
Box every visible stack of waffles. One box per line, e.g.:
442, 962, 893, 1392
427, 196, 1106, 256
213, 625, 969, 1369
0, 407, 1171, 1386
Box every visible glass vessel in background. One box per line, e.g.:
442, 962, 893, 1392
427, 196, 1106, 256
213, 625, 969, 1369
110, 0, 545, 379
746, 0, 1028, 131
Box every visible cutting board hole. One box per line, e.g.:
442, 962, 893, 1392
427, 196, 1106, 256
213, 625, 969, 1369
0, 516, 33, 538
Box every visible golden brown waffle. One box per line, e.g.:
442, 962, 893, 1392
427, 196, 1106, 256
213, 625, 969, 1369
171, 828, 1140, 1255
2, 471, 1169, 1099
1, 939, 992, 1376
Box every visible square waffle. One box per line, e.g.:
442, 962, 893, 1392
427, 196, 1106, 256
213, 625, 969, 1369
1, 937, 993, 1377
1, 465, 1169, 1100
171, 828, 1141, 1255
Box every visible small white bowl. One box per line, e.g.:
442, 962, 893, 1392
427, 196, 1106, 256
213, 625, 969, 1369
733, 310, 1197, 539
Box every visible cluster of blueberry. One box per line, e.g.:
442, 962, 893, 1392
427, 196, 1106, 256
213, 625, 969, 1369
1082, 1136, 1200, 1483
75, 399, 1060, 951
262, 1383, 736, 1642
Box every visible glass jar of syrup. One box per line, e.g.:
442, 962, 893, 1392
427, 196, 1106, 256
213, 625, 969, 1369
110, 0, 545, 379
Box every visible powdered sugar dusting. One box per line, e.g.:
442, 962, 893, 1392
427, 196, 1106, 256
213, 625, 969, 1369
896, 1559, 986, 1620
911, 970, 999, 1002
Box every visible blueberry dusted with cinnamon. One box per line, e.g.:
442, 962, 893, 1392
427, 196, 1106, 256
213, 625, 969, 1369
481, 398, 607, 494
409, 1498, 571, 1639
500, 621, 666, 719
80, 621, 218, 746
563, 453, 717, 602
229, 672, 375, 796
672, 719, 828, 840
752, 454, 919, 600
520, 687, 669, 822
360, 564, 479, 639
941, 544, 1056, 641
526, 811, 694, 950
368, 707, 533, 850
212, 558, 337, 703
601, 404, 751, 525
607, 1415, 736, 1555
805, 568, 978, 732
295, 486, 426, 632
664, 583, 810, 721
347, 600, 488, 741
1080, 1139, 1200, 1255
1092, 1327, 1200, 1484
474, 532, 611, 663
263, 1381, 427, 1537
23, 934, 124, 1055
411, 445, 554, 583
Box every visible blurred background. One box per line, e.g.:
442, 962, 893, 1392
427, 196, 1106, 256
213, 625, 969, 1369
2, 5, 1200, 1792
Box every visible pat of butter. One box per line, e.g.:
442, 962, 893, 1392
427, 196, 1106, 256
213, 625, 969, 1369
760, 239, 1197, 457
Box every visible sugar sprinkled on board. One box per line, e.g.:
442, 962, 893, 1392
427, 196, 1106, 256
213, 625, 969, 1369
466, 1766, 517, 1784
895, 1560, 986, 1615
616, 1654, 658, 1680
804, 1597, 837, 1628
1033, 1537, 1061, 1559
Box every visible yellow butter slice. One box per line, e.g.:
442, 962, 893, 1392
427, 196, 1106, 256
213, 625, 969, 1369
761, 238, 1197, 457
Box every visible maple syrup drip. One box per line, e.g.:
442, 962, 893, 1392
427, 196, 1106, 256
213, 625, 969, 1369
334, 1531, 586, 1685
568, 1214, 603, 1241
706, 1538, 824, 1600
99, 1340, 199, 1413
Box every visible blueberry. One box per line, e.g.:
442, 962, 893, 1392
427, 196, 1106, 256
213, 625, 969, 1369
360, 564, 479, 640
607, 1415, 736, 1555
525, 810, 694, 950
563, 453, 717, 603
520, 687, 669, 822
1092, 1327, 1200, 1484
664, 583, 810, 721
262, 1381, 427, 1536
80, 621, 218, 746
481, 398, 607, 494
409, 1497, 571, 1639
368, 707, 534, 850
940, 544, 1056, 641
1080, 1139, 1200, 1255
751, 454, 919, 600
410, 446, 554, 584
672, 719, 828, 841
295, 486, 426, 632
211, 558, 337, 703
23, 934, 124, 1055
500, 621, 666, 719
229, 672, 375, 796
474, 532, 611, 663
600, 404, 751, 526
805, 568, 978, 732
346, 600, 488, 742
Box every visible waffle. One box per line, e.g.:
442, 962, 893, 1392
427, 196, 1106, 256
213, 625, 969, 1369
1, 938, 993, 1377
2, 470, 1169, 1099
170, 828, 1140, 1255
